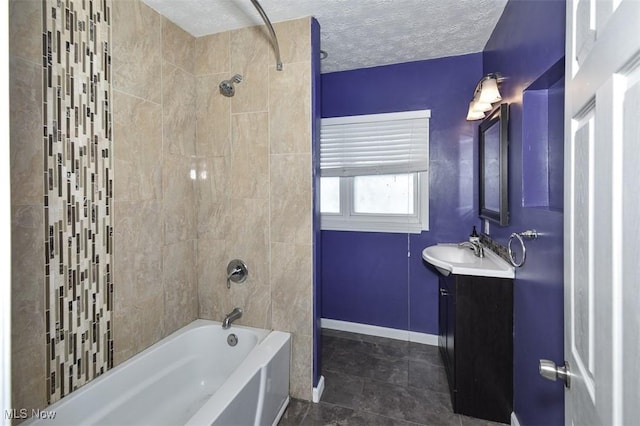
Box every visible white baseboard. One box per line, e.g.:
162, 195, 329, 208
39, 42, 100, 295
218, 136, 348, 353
511, 411, 520, 426
320, 318, 438, 346
312, 375, 325, 403
408, 331, 438, 346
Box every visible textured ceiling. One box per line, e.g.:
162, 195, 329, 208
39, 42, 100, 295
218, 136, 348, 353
141, 0, 508, 73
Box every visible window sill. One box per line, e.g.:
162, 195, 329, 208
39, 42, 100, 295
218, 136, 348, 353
320, 217, 427, 234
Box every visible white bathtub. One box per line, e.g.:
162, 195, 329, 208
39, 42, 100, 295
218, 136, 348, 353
26, 320, 291, 426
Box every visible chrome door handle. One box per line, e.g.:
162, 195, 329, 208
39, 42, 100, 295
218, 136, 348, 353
539, 359, 571, 388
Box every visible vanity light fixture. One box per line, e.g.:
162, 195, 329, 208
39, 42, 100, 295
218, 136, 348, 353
466, 73, 504, 121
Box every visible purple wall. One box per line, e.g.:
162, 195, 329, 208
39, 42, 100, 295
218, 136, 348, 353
321, 53, 483, 334
321, 3, 565, 423
483, 1, 566, 425
321, 1, 566, 423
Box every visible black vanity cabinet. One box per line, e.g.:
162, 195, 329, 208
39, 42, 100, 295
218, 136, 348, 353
438, 273, 513, 424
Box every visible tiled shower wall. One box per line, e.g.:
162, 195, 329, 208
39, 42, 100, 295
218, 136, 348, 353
10, 0, 314, 410
194, 18, 314, 400
10, 0, 201, 411
111, 0, 198, 366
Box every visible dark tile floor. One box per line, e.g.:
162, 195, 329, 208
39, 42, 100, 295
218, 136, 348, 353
279, 329, 506, 426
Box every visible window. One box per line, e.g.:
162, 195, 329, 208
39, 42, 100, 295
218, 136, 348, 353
320, 110, 430, 234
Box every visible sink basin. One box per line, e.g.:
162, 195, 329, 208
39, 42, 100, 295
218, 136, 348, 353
422, 243, 515, 279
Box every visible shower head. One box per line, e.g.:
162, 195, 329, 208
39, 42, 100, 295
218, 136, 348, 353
219, 74, 243, 97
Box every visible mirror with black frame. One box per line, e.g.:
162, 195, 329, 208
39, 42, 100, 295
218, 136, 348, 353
479, 103, 509, 226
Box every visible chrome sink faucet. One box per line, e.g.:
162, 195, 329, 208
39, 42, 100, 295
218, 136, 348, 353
459, 241, 485, 258
222, 307, 243, 329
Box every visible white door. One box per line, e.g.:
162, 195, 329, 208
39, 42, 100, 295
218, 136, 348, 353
564, 0, 640, 424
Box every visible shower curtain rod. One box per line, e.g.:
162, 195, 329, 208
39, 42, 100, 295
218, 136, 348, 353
249, 0, 283, 71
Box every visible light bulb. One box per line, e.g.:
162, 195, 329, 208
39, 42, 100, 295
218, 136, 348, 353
471, 98, 492, 113
478, 77, 502, 104
466, 101, 485, 121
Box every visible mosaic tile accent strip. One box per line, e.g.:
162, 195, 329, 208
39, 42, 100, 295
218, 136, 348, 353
480, 233, 511, 264
43, 0, 113, 403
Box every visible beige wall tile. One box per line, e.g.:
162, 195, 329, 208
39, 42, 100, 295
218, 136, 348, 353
163, 154, 196, 244
195, 32, 230, 76
269, 62, 311, 154
113, 200, 165, 364
12, 346, 46, 413
290, 333, 313, 400
163, 61, 197, 156
113, 90, 162, 203
112, 0, 162, 103
212, 277, 272, 329
227, 197, 270, 288
196, 74, 231, 157
196, 156, 229, 239
224, 196, 272, 330
271, 242, 312, 334
11, 204, 46, 413
231, 113, 269, 199
10, 57, 42, 206
163, 240, 198, 334
113, 200, 164, 307
230, 25, 271, 72
197, 195, 228, 241
197, 237, 227, 319
230, 26, 271, 113
9, 0, 42, 64
162, 17, 195, 73
269, 21, 314, 399
273, 17, 311, 65
228, 283, 272, 329
270, 154, 312, 244
230, 67, 269, 114
11, 205, 45, 353
197, 236, 271, 329
113, 291, 165, 366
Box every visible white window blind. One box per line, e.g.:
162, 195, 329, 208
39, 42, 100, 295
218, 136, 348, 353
320, 110, 430, 177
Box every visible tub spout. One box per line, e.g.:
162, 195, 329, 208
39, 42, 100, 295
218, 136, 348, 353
222, 307, 243, 329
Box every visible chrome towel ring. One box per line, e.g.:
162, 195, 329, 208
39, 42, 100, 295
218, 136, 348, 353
508, 230, 539, 267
